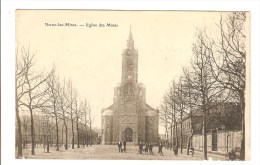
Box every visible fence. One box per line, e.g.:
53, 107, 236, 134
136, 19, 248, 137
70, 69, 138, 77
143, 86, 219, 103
192, 130, 242, 154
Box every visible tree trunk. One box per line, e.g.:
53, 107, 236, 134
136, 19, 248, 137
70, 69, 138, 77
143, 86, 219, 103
85, 126, 88, 147
16, 105, 23, 158
89, 122, 92, 146
240, 93, 245, 160
64, 121, 68, 150
186, 129, 194, 155
71, 119, 74, 149
26, 71, 35, 155
180, 84, 183, 154
77, 120, 80, 148
174, 123, 178, 147
61, 129, 63, 148
165, 122, 168, 142
55, 115, 59, 151
171, 107, 174, 150
170, 123, 173, 150
180, 119, 183, 154
29, 107, 35, 155
203, 112, 207, 160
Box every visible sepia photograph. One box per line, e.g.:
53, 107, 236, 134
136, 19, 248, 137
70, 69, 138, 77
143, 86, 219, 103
14, 10, 250, 161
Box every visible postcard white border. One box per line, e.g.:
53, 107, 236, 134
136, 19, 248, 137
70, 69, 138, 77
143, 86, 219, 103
1, 0, 260, 165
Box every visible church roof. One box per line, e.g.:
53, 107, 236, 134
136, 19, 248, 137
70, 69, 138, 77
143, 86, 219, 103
145, 103, 156, 111
102, 104, 115, 113
102, 109, 113, 116
145, 110, 157, 116
144, 103, 158, 116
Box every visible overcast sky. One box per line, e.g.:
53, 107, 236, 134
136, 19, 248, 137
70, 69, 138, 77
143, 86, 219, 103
16, 10, 227, 133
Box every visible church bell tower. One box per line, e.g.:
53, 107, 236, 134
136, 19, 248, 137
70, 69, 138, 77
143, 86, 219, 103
121, 27, 138, 98
101, 28, 158, 145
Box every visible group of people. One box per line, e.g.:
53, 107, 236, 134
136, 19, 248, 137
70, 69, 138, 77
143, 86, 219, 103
117, 141, 127, 153
137, 142, 168, 156
138, 142, 154, 155
116, 140, 183, 157
139, 142, 179, 156
137, 142, 178, 156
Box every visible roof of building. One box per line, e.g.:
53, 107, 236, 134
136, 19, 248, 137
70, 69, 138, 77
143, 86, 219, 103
145, 110, 157, 116
102, 109, 113, 116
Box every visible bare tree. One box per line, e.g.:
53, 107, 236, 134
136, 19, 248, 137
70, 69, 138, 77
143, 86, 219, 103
175, 80, 187, 154
165, 81, 178, 148
67, 80, 75, 149
15, 46, 27, 157
81, 99, 89, 147
17, 48, 51, 155
180, 70, 197, 155
160, 80, 184, 150
21, 116, 30, 148
158, 99, 169, 142
73, 91, 82, 148
57, 79, 70, 150
209, 12, 247, 160
87, 104, 94, 146
183, 31, 227, 160
46, 67, 61, 151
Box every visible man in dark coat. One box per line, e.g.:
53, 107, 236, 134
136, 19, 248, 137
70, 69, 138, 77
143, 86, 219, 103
138, 141, 143, 154
123, 141, 127, 153
158, 142, 163, 156
117, 141, 122, 153
149, 143, 153, 155
144, 142, 149, 154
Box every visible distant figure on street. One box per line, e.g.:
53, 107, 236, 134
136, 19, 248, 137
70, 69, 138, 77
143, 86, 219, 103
138, 141, 143, 154
149, 143, 153, 155
158, 142, 163, 156
228, 149, 237, 161
144, 142, 149, 154
123, 141, 127, 153
117, 141, 122, 153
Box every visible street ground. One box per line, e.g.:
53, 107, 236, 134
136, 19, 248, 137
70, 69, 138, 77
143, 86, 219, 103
21, 144, 229, 160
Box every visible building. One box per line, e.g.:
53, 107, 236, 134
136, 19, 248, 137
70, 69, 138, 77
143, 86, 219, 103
18, 113, 96, 148
101, 29, 159, 145
171, 102, 242, 154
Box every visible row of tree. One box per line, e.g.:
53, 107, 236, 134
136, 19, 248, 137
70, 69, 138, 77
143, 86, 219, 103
15, 47, 95, 157
159, 12, 246, 160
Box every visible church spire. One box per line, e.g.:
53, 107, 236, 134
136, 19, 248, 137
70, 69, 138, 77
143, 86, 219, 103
129, 26, 133, 40
127, 26, 134, 49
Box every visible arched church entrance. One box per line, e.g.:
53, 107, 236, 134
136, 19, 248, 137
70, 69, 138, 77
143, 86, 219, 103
124, 128, 133, 142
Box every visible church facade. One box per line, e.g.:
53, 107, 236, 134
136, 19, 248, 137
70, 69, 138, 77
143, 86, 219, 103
101, 29, 159, 145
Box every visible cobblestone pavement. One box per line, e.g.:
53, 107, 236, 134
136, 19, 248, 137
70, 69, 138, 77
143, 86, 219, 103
21, 144, 229, 160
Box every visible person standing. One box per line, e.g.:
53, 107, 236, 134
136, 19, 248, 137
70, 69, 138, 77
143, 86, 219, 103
228, 149, 237, 160
158, 142, 163, 156
117, 141, 122, 153
138, 141, 143, 154
144, 142, 149, 155
123, 141, 126, 153
149, 143, 153, 155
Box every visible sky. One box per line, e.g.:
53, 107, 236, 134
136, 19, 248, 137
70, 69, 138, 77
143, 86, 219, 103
16, 10, 227, 133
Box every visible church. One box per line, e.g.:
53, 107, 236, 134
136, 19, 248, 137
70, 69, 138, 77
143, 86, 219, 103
101, 29, 159, 145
